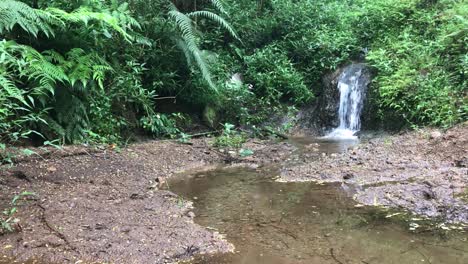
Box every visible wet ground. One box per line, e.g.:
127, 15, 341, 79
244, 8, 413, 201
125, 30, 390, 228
0, 125, 467, 263
170, 138, 468, 263
282, 125, 468, 224
0, 139, 293, 263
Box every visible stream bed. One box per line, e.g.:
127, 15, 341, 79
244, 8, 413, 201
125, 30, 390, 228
171, 138, 468, 264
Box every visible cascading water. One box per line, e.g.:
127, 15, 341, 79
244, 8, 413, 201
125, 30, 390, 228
325, 64, 369, 139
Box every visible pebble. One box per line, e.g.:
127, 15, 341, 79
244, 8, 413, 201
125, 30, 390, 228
187, 211, 195, 218
430, 131, 442, 139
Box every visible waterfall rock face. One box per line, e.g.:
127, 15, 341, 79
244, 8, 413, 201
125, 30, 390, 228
321, 63, 371, 137
294, 63, 371, 136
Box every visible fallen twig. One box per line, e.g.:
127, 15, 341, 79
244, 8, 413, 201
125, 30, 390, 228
36, 203, 77, 251
330, 248, 345, 264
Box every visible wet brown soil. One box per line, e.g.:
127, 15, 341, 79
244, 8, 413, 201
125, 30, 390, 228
0, 138, 293, 264
1, 125, 467, 263
281, 125, 468, 225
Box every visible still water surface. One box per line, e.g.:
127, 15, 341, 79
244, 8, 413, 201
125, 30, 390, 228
172, 138, 468, 264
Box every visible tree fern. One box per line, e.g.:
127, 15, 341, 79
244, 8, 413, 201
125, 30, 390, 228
169, 9, 215, 89
208, 0, 229, 16
187, 11, 239, 40
168, 1, 240, 90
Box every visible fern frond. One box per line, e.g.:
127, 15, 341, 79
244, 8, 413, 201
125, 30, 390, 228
169, 9, 216, 90
0, 0, 59, 37
188, 11, 239, 40
0, 73, 29, 108
47, 7, 133, 41
62, 48, 111, 90
168, 10, 197, 44
208, 0, 228, 16
175, 38, 194, 67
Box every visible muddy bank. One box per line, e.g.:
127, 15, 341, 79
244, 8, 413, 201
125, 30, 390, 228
281, 125, 468, 225
0, 138, 293, 264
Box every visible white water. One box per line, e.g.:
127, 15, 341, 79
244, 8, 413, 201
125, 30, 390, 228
325, 64, 368, 140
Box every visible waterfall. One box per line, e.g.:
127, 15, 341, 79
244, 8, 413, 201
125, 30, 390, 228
325, 64, 368, 139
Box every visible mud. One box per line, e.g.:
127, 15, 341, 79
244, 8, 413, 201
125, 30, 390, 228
1, 125, 467, 263
0, 138, 293, 264
281, 125, 468, 225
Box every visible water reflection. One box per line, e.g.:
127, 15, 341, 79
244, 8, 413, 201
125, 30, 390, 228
172, 140, 468, 264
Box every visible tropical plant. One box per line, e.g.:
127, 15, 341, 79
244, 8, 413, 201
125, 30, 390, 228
1, 191, 35, 234
168, 0, 239, 90
213, 123, 246, 148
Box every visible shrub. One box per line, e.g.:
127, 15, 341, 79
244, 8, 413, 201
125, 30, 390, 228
244, 45, 313, 105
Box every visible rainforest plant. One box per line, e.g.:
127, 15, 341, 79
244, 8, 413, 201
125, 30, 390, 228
0, 0, 239, 144
1, 0, 466, 147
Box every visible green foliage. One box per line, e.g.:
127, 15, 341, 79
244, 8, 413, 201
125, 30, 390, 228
140, 114, 180, 138
218, 77, 256, 125
218, 0, 466, 128
365, 0, 467, 127
0, 0, 57, 37
177, 132, 192, 144
239, 148, 254, 157
1, 191, 35, 234
0, 0, 244, 145
168, 0, 239, 90
1, 0, 466, 148
213, 123, 246, 149
245, 45, 313, 104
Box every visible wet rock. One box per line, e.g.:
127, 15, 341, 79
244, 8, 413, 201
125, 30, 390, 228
343, 173, 355, 180
319, 63, 371, 131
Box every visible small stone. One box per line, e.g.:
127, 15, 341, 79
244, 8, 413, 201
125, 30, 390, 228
187, 211, 196, 218
429, 131, 442, 139
422, 190, 436, 200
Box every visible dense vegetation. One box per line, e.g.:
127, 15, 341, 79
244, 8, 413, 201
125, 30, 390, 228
0, 0, 466, 146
